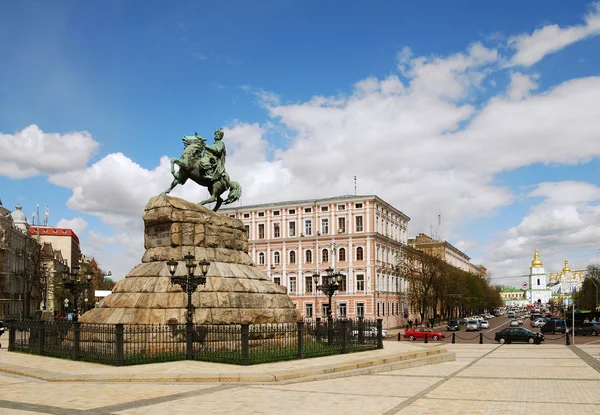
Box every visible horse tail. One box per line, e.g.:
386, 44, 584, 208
225, 181, 242, 204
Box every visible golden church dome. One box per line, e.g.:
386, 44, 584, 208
531, 249, 543, 267
549, 272, 555, 281
562, 260, 571, 273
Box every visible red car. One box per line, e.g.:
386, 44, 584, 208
404, 326, 445, 341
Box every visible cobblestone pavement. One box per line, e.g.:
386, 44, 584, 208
1, 340, 600, 415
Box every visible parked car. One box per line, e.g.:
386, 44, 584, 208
571, 322, 600, 336
0, 321, 4, 335
540, 319, 566, 334
480, 320, 490, 329
458, 318, 469, 325
352, 327, 388, 338
404, 326, 445, 341
532, 318, 547, 328
466, 320, 480, 331
447, 320, 460, 331
495, 327, 544, 344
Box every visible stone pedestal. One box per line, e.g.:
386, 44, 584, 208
79, 195, 299, 325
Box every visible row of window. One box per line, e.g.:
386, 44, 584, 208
376, 301, 405, 317
304, 302, 363, 318
302, 301, 405, 318
253, 216, 363, 239
258, 247, 364, 265
242, 203, 364, 219
273, 274, 366, 293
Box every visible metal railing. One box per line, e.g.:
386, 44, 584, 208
6, 317, 382, 366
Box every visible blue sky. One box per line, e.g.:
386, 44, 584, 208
2, 1, 600, 285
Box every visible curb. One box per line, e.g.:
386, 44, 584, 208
0, 347, 454, 384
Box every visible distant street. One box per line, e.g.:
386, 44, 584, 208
388, 315, 600, 345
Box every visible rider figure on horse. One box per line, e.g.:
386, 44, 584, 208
200, 129, 226, 182
162, 128, 242, 211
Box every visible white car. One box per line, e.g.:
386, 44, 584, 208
532, 318, 546, 328
353, 327, 388, 338
466, 320, 480, 331
510, 319, 520, 327
480, 320, 490, 329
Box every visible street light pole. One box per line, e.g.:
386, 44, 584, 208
167, 253, 210, 324
62, 265, 92, 322
313, 267, 342, 346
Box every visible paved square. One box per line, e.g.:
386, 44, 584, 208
1, 344, 600, 414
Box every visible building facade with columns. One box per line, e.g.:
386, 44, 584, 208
220, 195, 411, 329
407, 233, 487, 277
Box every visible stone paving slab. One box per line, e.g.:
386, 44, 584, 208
426, 377, 600, 404
457, 364, 600, 379
395, 399, 600, 415
113, 386, 408, 415
0, 383, 209, 410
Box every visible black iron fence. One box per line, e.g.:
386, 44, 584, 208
6, 318, 382, 366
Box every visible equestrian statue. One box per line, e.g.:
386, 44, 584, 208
162, 128, 242, 211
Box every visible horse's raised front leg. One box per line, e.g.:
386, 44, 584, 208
161, 178, 179, 195
213, 195, 224, 212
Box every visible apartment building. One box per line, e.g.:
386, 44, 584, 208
220, 195, 411, 329
408, 233, 487, 277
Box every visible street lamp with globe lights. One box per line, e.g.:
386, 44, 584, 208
167, 253, 210, 324
313, 267, 342, 345
61, 266, 92, 322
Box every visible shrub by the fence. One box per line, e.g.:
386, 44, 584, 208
6, 317, 382, 366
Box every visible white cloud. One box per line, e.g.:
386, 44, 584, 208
486, 181, 600, 285
0, 125, 99, 179
55, 217, 89, 238
507, 72, 539, 100
508, 2, 600, 66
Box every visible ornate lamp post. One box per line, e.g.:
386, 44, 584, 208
167, 252, 210, 324
313, 267, 342, 345
61, 266, 92, 322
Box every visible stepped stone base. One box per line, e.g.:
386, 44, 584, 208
80, 195, 299, 325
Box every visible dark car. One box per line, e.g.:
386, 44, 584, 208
495, 327, 544, 344
447, 320, 460, 331
540, 319, 566, 334
572, 322, 600, 336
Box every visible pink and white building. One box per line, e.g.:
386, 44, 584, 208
220, 195, 411, 329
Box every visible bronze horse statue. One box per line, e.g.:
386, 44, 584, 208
162, 130, 242, 211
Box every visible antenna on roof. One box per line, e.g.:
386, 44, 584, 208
354, 176, 357, 196
45, 206, 49, 226
36, 203, 40, 226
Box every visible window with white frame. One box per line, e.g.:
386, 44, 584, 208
273, 223, 280, 238
355, 216, 363, 232
322, 304, 329, 317
258, 223, 265, 239
306, 303, 313, 318
321, 249, 329, 263
356, 246, 364, 261
289, 276, 296, 293
338, 217, 346, 233
289, 221, 296, 237
289, 250, 296, 264
305, 219, 312, 236
273, 251, 280, 264
338, 247, 346, 261
305, 249, 312, 263
258, 252, 265, 265
339, 303, 347, 318
356, 274, 365, 291
305, 275, 313, 292
356, 302, 364, 317
321, 218, 329, 234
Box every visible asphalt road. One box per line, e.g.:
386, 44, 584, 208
389, 315, 600, 345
